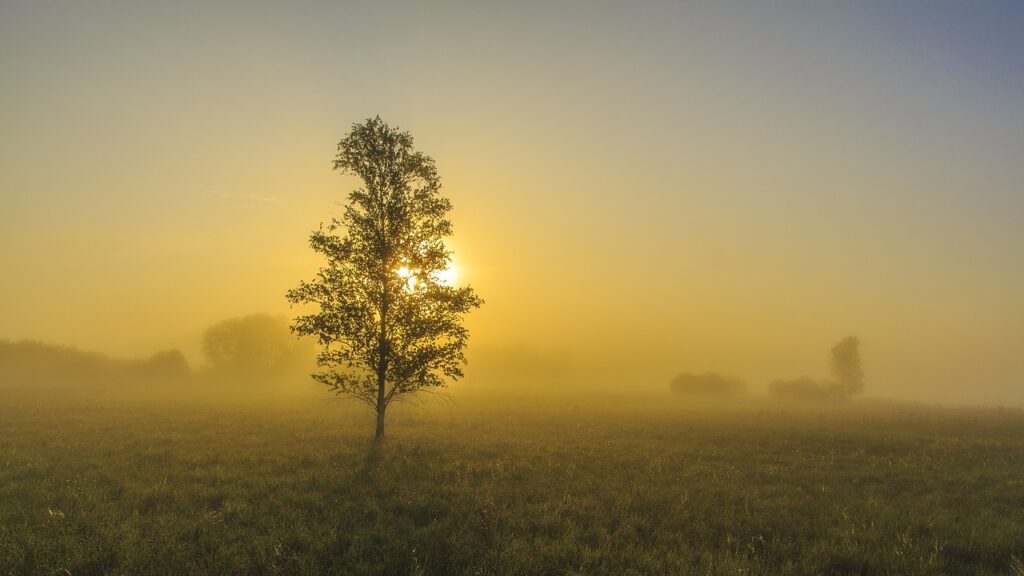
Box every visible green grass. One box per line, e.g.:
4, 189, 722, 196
1, 397, 1022, 575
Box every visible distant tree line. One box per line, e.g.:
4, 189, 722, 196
0, 313, 315, 395
0, 340, 188, 389
669, 336, 865, 403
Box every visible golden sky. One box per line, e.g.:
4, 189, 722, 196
2, 2, 1022, 404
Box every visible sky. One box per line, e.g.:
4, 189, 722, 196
1, 1, 1022, 405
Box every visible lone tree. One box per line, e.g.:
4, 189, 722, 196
830, 336, 864, 398
287, 117, 482, 447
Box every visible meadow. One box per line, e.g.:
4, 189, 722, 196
1, 393, 1022, 576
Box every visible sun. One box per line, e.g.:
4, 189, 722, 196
395, 261, 459, 290
435, 262, 458, 286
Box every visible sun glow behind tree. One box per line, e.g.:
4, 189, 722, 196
396, 259, 458, 292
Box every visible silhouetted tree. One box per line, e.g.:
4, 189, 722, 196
287, 117, 482, 448
830, 336, 864, 398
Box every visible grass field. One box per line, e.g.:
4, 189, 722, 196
1, 395, 1023, 575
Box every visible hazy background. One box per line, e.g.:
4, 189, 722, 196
2, 1, 1021, 405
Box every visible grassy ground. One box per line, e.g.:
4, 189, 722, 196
1, 395, 1022, 575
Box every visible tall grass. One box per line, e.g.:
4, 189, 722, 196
1, 398, 1022, 575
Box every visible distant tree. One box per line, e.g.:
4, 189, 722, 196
133, 350, 191, 381
201, 314, 312, 381
287, 117, 482, 448
830, 336, 864, 398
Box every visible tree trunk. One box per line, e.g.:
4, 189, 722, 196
373, 357, 387, 450
375, 282, 390, 452
374, 403, 385, 447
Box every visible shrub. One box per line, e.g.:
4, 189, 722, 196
768, 377, 836, 403
669, 372, 747, 398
